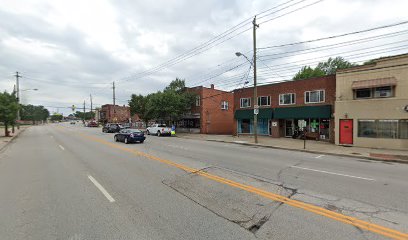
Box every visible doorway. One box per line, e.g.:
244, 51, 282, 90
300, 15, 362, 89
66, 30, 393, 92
285, 119, 294, 137
339, 119, 353, 145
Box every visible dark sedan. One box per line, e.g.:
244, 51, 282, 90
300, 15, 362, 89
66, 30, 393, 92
114, 129, 146, 144
102, 123, 123, 133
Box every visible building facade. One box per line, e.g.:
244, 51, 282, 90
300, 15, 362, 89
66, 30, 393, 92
335, 54, 408, 150
178, 84, 234, 134
233, 75, 336, 142
99, 104, 131, 124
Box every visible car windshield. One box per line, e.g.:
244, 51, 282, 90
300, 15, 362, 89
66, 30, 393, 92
158, 124, 166, 127
129, 129, 141, 133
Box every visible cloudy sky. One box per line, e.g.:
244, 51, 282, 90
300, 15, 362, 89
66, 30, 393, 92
1, 0, 407, 115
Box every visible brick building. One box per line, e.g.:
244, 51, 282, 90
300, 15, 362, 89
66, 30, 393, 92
177, 84, 234, 134
99, 104, 131, 124
233, 75, 336, 142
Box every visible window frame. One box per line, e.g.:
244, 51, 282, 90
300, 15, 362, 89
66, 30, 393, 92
279, 93, 296, 105
257, 96, 271, 107
240, 97, 251, 108
358, 119, 407, 139
355, 88, 372, 99
305, 90, 325, 104
221, 100, 229, 110
195, 96, 201, 107
353, 85, 394, 99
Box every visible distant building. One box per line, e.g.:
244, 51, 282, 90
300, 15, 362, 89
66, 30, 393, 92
177, 84, 234, 134
335, 53, 408, 150
99, 104, 130, 123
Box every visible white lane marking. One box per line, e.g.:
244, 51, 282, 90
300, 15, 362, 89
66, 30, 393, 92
315, 155, 325, 158
58, 145, 65, 151
290, 166, 375, 181
88, 175, 116, 202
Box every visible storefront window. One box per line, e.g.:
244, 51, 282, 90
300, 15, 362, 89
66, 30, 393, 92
309, 119, 319, 133
377, 120, 398, 139
238, 119, 269, 135
239, 119, 251, 133
400, 120, 408, 139
358, 120, 376, 138
358, 119, 405, 139
257, 119, 269, 135
320, 119, 330, 140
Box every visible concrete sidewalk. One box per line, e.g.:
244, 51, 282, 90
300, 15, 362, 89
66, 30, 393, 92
0, 126, 30, 151
176, 133, 408, 163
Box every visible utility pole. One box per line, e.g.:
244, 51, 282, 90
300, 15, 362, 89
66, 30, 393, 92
112, 81, 116, 122
252, 16, 259, 144
14, 72, 22, 129
83, 100, 86, 123
90, 94, 93, 119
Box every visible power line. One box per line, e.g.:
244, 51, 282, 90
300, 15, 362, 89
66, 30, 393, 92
119, 0, 322, 83
258, 20, 408, 49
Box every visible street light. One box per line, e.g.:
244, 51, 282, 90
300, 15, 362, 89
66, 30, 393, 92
236, 51, 258, 144
235, 52, 252, 64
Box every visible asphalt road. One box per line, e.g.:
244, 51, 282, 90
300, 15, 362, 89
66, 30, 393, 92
0, 123, 407, 240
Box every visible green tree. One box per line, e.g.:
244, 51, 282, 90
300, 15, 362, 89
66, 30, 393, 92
50, 114, 63, 121
293, 66, 325, 80
316, 57, 355, 75
0, 91, 19, 136
146, 79, 196, 122
293, 57, 355, 80
129, 93, 153, 126
73, 111, 94, 120
21, 105, 50, 124
164, 77, 186, 92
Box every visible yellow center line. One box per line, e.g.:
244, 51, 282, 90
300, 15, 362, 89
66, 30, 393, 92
56, 126, 408, 240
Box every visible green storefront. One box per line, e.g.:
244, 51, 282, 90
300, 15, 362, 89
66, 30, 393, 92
273, 105, 332, 140
235, 108, 273, 135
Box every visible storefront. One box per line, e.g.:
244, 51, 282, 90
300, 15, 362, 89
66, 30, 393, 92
235, 109, 273, 135
273, 105, 333, 141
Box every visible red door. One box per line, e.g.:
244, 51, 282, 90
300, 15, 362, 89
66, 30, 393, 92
339, 119, 353, 145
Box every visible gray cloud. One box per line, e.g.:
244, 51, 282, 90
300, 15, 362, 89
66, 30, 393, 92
0, 0, 407, 115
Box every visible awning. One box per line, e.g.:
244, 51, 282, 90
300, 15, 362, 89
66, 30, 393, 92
274, 105, 331, 119
234, 108, 273, 119
352, 77, 397, 89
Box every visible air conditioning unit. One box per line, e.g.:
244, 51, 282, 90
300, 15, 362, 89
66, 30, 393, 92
378, 91, 391, 97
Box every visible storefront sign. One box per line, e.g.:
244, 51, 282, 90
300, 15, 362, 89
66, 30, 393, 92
298, 120, 307, 128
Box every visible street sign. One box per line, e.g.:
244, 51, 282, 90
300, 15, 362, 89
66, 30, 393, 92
254, 108, 259, 115
71, 105, 76, 112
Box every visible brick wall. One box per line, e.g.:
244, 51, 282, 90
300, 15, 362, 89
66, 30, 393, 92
201, 86, 234, 134
233, 75, 336, 109
100, 104, 131, 123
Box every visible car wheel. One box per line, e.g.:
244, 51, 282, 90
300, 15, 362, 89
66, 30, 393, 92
157, 131, 161, 137
124, 137, 129, 144
140, 140, 144, 144
114, 136, 118, 142
146, 130, 150, 135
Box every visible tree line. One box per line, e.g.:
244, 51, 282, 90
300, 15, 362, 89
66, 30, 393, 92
128, 78, 196, 126
0, 91, 51, 136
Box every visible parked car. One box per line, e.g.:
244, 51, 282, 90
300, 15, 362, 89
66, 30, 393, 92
70, 121, 76, 125
87, 121, 98, 127
146, 124, 172, 136
114, 129, 145, 144
102, 123, 123, 133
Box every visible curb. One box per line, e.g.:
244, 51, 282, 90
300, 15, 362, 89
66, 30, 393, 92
184, 137, 408, 164
0, 127, 29, 152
